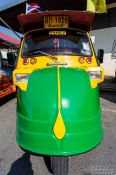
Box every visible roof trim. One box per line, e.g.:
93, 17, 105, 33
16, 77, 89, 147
18, 10, 95, 32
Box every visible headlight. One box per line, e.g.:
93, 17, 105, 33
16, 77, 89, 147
88, 71, 102, 80
16, 74, 30, 82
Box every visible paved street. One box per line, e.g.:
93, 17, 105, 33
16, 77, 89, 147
0, 92, 116, 175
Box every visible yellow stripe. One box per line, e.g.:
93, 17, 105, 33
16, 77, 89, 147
53, 67, 66, 139
57, 67, 61, 110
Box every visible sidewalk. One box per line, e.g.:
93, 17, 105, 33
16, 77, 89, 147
99, 77, 116, 92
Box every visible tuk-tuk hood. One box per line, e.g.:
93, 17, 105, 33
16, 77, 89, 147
16, 67, 103, 155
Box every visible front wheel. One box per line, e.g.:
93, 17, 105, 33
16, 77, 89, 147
51, 156, 69, 175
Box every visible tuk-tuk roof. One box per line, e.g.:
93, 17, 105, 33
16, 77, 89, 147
18, 10, 95, 33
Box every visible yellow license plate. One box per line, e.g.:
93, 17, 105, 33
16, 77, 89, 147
44, 16, 69, 29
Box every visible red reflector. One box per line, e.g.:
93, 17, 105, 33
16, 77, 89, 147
86, 57, 92, 63
23, 58, 29, 65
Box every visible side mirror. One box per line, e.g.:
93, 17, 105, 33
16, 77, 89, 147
7, 52, 16, 65
97, 49, 104, 64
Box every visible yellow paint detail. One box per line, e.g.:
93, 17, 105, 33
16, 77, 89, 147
57, 67, 61, 109
53, 67, 66, 139
53, 111, 66, 139
90, 81, 97, 88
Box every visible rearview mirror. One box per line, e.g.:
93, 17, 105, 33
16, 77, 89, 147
97, 49, 104, 64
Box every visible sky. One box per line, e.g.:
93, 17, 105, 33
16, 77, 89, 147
0, 0, 24, 39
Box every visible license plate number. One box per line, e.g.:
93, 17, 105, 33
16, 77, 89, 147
44, 16, 69, 29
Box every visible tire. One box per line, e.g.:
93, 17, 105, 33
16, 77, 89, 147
51, 156, 69, 175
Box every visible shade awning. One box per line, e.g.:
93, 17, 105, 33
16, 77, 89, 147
0, 32, 20, 46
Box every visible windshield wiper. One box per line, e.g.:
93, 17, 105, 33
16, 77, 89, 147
25, 50, 58, 60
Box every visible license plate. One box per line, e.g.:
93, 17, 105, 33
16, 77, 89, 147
44, 16, 69, 29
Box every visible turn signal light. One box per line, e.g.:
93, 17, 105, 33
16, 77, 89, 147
23, 58, 29, 65
86, 57, 92, 64
78, 57, 85, 64
30, 57, 37, 64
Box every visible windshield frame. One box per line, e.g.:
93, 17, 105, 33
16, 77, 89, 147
21, 28, 93, 58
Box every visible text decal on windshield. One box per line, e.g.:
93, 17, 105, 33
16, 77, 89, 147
49, 31, 66, 36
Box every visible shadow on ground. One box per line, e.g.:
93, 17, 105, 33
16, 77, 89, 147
0, 93, 16, 106
100, 91, 116, 104
7, 153, 34, 175
43, 156, 52, 174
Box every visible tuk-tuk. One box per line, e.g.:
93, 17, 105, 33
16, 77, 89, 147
13, 10, 104, 175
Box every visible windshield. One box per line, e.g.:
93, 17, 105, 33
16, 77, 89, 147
22, 29, 92, 57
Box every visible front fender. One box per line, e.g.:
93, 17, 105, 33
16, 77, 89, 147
16, 67, 103, 155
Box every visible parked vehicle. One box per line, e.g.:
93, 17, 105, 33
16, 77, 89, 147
13, 10, 104, 175
0, 49, 16, 99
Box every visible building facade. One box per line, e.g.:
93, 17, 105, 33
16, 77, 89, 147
91, 6, 116, 77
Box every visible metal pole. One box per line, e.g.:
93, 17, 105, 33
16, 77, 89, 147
0, 17, 22, 39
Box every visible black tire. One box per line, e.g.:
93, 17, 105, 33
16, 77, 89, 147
51, 156, 69, 175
